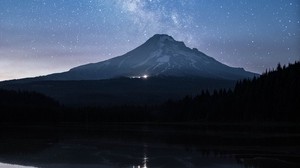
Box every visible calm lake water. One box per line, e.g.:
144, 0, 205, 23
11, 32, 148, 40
0, 124, 299, 168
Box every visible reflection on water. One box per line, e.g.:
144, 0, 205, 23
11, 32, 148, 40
0, 163, 37, 168
0, 124, 299, 168
133, 144, 148, 168
1, 139, 298, 168
133, 156, 147, 168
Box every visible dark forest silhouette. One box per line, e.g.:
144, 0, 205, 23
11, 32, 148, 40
0, 89, 60, 123
0, 62, 299, 124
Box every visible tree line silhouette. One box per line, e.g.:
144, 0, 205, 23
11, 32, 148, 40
0, 62, 299, 124
159, 62, 300, 122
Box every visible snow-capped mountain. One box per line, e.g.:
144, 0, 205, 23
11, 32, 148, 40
45, 34, 256, 80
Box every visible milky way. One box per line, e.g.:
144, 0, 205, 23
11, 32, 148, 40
0, 0, 299, 80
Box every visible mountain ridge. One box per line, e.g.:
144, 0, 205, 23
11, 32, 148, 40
43, 34, 257, 81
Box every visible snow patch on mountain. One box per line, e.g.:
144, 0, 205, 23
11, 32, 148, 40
133, 49, 163, 68
157, 55, 170, 63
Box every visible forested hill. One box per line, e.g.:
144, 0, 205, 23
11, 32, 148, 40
66, 61, 300, 123
230, 62, 300, 121
161, 61, 300, 122
0, 89, 60, 123
0, 62, 299, 124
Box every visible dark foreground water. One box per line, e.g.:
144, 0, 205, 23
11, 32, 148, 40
0, 123, 299, 168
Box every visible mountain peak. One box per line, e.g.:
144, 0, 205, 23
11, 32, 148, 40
151, 34, 174, 40
144, 34, 187, 50
147, 34, 175, 44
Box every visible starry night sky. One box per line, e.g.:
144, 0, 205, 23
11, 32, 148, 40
0, 0, 299, 80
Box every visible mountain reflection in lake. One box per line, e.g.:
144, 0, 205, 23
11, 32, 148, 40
0, 124, 299, 168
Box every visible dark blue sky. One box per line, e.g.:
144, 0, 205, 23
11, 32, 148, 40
0, 0, 299, 80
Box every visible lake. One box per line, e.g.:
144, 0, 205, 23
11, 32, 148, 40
0, 123, 299, 168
